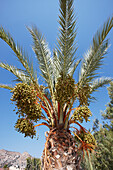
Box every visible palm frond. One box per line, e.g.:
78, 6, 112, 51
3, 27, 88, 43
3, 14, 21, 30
69, 59, 81, 76
90, 77, 113, 92
0, 27, 37, 84
53, 50, 61, 82
27, 26, 54, 95
79, 16, 113, 85
0, 62, 31, 83
56, 0, 77, 77
0, 84, 13, 90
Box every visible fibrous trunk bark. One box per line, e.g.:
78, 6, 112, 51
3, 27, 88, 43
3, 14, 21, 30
41, 128, 81, 170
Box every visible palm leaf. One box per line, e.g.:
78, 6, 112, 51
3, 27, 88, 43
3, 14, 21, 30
69, 59, 81, 76
0, 27, 37, 84
56, 0, 77, 77
27, 26, 54, 95
0, 63, 32, 83
90, 77, 113, 92
53, 50, 61, 83
0, 84, 13, 90
79, 16, 113, 86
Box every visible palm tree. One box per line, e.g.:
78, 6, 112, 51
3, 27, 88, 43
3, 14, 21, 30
0, 0, 113, 169
26, 157, 41, 170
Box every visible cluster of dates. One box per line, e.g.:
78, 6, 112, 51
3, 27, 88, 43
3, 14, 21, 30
83, 132, 96, 146
11, 83, 42, 138
15, 118, 36, 138
76, 83, 91, 105
75, 130, 96, 148
55, 74, 77, 104
72, 105, 92, 123
55, 73, 92, 106
11, 83, 41, 122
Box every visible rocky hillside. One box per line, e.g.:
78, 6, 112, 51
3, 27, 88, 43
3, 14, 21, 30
0, 149, 32, 169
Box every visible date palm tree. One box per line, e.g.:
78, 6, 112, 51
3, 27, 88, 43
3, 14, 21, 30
0, 0, 113, 169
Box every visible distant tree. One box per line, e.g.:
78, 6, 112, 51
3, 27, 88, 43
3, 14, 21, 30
92, 119, 99, 132
32, 158, 41, 170
92, 82, 113, 170
93, 126, 113, 170
85, 82, 113, 170
81, 83, 113, 170
102, 82, 113, 130
26, 157, 32, 170
25, 157, 41, 170
3, 164, 9, 170
82, 125, 113, 170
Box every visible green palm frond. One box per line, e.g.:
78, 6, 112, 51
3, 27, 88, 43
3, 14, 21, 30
79, 16, 113, 86
69, 59, 81, 76
0, 27, 37, 84
53, 50, 61, 83
0, 84, 13, 90
90, 77, 113, 92
27, 26, 54, 95
56, 0, 77, 77
0, 63, 31, 83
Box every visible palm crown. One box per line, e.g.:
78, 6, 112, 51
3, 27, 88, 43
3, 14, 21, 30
0, 0, 113, 154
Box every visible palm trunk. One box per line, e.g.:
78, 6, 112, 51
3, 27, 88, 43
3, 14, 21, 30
41, 128, 81, 170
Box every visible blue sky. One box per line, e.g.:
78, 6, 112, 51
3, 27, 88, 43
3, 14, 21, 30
0, 0, 113, 158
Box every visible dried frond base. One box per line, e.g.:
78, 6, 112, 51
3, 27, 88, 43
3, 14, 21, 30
42, 129, 81, 170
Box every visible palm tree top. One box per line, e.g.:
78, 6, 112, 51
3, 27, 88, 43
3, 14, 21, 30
0, 0, 113, 155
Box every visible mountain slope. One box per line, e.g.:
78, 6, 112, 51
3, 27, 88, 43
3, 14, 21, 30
0, 149, 32, 169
